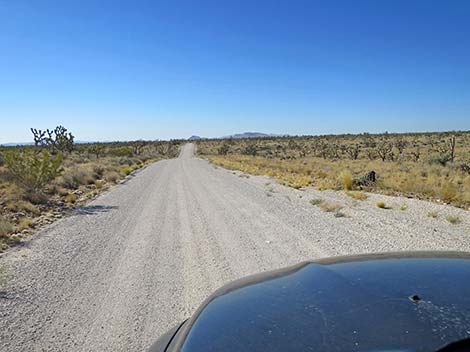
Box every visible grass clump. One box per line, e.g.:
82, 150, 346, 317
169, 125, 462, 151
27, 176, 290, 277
376, 200, 389, 209
440, 183, 458, 203
65, 193, 77, 204
428, 210, 439, 218
62, 167, 95, 189
104, 171, 120, 183
338, 170, 353, 191
346, 191, 368, 200
6, 200, 40, 215
0, 217, 14, 238
120, 166, 134, 176
18, 217, 33, 231
310, 198, 323, 206
446, 215, 461, 224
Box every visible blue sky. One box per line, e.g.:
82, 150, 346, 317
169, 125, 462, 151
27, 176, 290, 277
0, 0, 469, 143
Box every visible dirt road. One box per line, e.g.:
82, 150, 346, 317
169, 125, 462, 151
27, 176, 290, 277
1, 143, 469, 351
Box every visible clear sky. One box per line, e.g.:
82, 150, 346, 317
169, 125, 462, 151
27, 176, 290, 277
1, 0, 469, 143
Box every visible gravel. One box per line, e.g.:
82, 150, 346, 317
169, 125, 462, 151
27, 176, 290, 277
1, 143, 469, 351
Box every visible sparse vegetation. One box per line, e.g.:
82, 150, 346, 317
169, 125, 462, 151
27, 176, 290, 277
310, 198, 323, 206
196, 131, 470, 208
0, 125, 182, 251
446, 215, 461, 224
376, 201, 389, 209
338, 170, 353, 191
428, 210, 439, 218
399, 204, 408, 211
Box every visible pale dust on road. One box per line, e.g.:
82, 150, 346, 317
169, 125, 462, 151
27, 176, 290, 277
1, 143, 469, 351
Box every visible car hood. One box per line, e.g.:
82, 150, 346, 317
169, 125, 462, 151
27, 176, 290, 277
159, 252, 470, 352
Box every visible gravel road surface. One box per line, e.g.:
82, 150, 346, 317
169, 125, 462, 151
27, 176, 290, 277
1, 143, 469, 351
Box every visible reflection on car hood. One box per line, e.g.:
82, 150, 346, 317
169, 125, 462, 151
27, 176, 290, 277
177, 252, 470, 352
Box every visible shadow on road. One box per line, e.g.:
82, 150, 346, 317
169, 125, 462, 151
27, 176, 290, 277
74, 205, 119, 215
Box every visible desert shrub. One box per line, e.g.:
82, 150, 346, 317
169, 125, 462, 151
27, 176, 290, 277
0, 153, 4, 167
376, 200, 387, 208
218, 143, 230, 155
116, 157, 141, 166
0, 217, 14, 238
91, 164, 105, 178
65, 193, 77, 204
62, 167, 95, 189
428, 210, 439, 218
18, 217, 33, 230
94, 180, 105, 189
110, 147, 133, 158
428, 153, 452, 166
5, 150, 63, 193
439, 183, 458, 203
338, 170, 353, 190
120, 166, 134, 175
446, 215, 461, 224
104, 171, 120, 183
6, 200, 40, 215
310, 198, 323, 206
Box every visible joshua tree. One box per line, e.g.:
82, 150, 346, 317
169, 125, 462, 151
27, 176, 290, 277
31, 125, 75, 154
376, 141, 393, 161
131, 140, 147, 155
346, 144, 361, 160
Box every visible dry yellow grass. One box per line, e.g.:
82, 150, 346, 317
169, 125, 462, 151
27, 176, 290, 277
199, 132, 470, 208
206, 154, 469, 208
376, 201, 389, 209
338, 170, 353, 190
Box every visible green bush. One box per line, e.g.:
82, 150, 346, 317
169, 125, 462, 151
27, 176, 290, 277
110, 147, 133, 158
428, 153, 452, 166
5, 150, 63, 193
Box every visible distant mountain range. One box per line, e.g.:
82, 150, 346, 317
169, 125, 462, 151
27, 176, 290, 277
223, 132, 272, 139
188, 132, 279, 140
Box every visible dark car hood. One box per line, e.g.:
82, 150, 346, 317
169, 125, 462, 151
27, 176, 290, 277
160, 252, 470, 352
